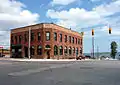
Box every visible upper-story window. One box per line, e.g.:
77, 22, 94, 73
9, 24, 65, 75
80, 48, 82, 54
78, 39, 80, 44
24, 33, 27, 42
60, 34, 62, 42
38, 32, 41, 41
19, 35, 22, 44
15, 36, 17, 43
31, 32, 34, 41
11, 36, 14, 43
69, 36, 71, 43
76, 38, 77, 44
54, 32, 57, 41
72, 37, 74, 44
65, 35, 67, 42
46, 32, 50, 41
81, 39, 82, 45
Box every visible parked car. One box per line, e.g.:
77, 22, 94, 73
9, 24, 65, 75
85, 55, 91, 59
76, 55, 85, 60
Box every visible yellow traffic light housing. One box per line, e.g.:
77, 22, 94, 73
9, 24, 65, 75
109, 27, 112, 34
92, 29, 94, 36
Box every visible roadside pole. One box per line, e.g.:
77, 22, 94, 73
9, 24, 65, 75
28, 27, 31, 59
92, 36, 94, 58
92, 29, 95, 58
108, 24, 111, 58
97, 46, 99, 58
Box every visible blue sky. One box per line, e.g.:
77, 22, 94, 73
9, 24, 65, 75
0, 0, 120, 53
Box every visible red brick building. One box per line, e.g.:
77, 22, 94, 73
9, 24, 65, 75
10, 23, 83, 59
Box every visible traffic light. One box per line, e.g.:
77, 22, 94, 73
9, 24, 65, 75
92, 29, 94, 36
109, 27, 112, 34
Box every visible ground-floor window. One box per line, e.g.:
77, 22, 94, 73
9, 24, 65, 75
37, 45, 42, 55
80, 48, 82, 54
64, 46, 67, 54
76, 48, 78, 56
73, 47, 75, 54
31, 46, 35, 55
59, 46, 63, 55
54, 45, 58, 55
69, 47, 72, 55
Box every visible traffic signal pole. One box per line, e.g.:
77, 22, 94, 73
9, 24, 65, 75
92, 29, 95, 58
92, 36, 94, 58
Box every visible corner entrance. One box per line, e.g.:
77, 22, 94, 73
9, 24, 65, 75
46, 51, 50, 59
45, 45, 51, 59
11, 44, 22, 58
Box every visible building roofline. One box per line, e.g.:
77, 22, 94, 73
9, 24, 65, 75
11, 23, 82, 35
11, 23, 44, 31
52, 23, 81, 35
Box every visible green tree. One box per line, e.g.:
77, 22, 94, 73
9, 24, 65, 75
110, 41, 117, 59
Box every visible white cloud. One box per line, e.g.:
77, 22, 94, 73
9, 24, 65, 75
93, 0, 120, 17
0, 0, 40, 48
47, 0, 120, 34
51, 0, 77, 5
47, 8, 104, 29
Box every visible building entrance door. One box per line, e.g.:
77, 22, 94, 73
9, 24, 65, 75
24, 46, 28, 58
47, 51, 50, 59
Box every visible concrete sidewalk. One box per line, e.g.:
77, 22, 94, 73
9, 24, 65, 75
0, 57, 93, 62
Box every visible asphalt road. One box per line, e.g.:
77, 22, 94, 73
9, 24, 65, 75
0, 60, 120, 85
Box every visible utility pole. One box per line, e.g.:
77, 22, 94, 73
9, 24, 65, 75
28, 27, 31, 59
92, 29, 95, 58
92, 36, 94, 58
97, 46, 99, 58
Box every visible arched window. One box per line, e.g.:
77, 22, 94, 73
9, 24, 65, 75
45, 45, 51, 50
69, 47, 72, 55
73, 47, 75, 53
59, 46, 63, 55
64, 46, 67, 54
80, 48, 82, 54
37, 45, 42, 55
31, 46, 35, 55
54, 45, 58, 55
76, 48, 78, 56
